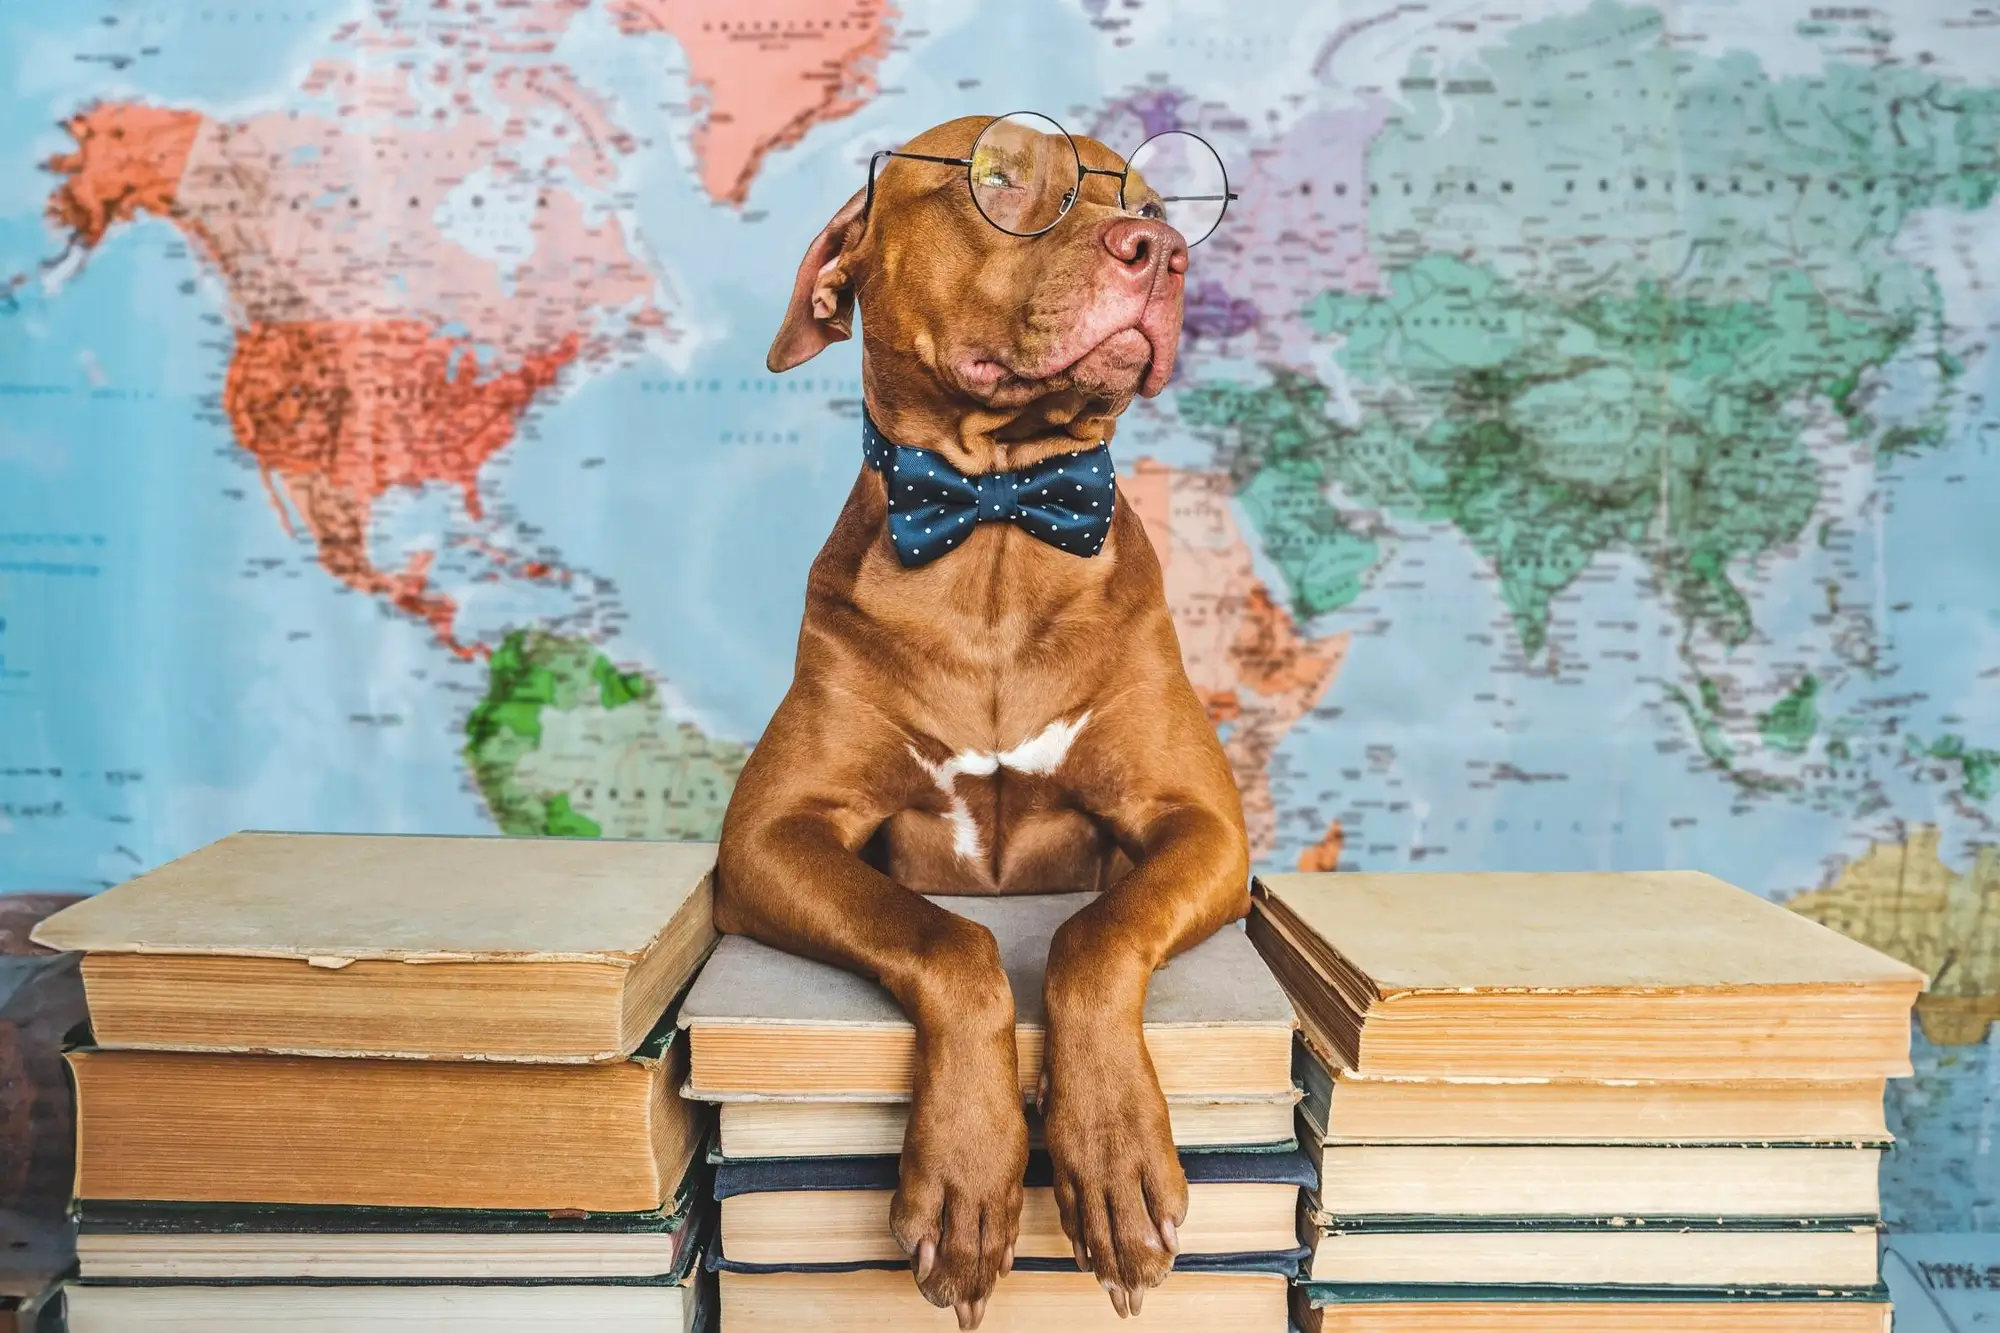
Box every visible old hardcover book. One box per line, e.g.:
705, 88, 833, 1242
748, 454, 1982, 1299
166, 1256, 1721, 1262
681, 895, 1295, 1099
1293, 1040, 1891, 1145
76, 1186, 708, 1280
1252, 872, 1925, 1081
64, 1271, 710, 1333
1294, 1284, 1892, 1332
68, 1022, 704, 1212
721, 1268, 1285, 1331
1303, 1143, 1880, 1219
712, 1149, 1313, 1267
32, 833, 717, 1062
0, 951, 89, 1283
0, 1286, 54, 1333
717, 1095, 1296, 1158
1305, 1217, 1881, 1286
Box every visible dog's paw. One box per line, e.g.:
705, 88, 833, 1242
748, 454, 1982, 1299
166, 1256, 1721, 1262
1043, 1053, 1187, 1316
890, 1083, 1028, 1329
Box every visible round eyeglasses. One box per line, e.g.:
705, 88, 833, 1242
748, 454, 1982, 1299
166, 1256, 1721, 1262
862, 111, 1239, 246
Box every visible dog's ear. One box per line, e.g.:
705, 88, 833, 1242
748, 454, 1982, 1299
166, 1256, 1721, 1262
768, 188, 869, 373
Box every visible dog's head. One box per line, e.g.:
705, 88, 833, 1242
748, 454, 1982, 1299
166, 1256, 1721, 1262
768, 115, 1189, 461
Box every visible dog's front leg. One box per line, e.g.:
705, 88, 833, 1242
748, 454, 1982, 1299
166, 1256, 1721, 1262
717, 795, 1027, 1329
1041, 802, 1251, 1316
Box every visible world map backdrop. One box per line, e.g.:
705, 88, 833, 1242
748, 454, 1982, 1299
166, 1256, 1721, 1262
3, 0, 1997, 1304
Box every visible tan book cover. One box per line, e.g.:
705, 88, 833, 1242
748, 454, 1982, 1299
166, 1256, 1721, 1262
1307, 1073, 1890, 1146
721, 1269, 1286, 1332
1257, 870, 1925, 991
1253, 872, 1925, 1081
679, 894, 1296, 1099
722, 1179, 1299, 1266
1304, 1143, 1881, 1218
33, 833, 717, 1062
1292, 1029, 1891, 1145
1305, 1222, 1882, 1287
67, 1030, 703, 1213
1295, 1288, 1891, 1333
718, 1097, 1297, 1158
64, 1279, 704, 1333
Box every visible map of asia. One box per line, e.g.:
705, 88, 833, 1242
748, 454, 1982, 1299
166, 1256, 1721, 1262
2, 0, 1996, 1308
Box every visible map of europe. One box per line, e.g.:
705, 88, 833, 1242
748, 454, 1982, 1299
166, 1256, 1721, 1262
3, 0, 1998, 1310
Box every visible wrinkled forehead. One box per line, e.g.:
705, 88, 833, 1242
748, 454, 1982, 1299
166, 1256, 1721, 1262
898, 115, 1130, 174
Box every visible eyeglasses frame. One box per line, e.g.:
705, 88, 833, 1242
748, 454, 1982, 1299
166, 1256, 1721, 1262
859, 112, 1239, 244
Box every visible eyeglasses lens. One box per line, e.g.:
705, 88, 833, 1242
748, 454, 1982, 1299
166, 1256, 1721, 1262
1124, 131, 1230, 245
969, 112, 1081, 236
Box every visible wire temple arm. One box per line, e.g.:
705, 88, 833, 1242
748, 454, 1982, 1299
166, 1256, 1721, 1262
892, 151, 976, 167
864, 148, 977, 220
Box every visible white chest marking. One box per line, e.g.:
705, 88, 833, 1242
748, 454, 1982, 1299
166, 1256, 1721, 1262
909, 712, 1092, 863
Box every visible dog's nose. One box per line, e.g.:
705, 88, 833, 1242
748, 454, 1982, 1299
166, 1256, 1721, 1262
1101, 217, 1189, 282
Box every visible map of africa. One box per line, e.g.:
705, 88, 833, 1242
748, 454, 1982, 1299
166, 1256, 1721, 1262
3, 0, 1998, 1311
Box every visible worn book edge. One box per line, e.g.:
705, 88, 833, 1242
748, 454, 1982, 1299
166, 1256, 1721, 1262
38, 888, 708, 967
33, 833, 716, 967
1303, 1282, 1892, 1304
691, 1087, 1301, 1105
1253, 875, 1928, 999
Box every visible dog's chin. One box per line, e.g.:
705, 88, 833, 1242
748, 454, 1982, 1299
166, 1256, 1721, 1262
1062, 328, 1155, 402
957, 327, 1172, 410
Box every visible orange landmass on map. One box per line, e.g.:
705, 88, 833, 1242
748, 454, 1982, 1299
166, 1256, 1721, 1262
612, 0, 896, 205
1201, 690, 1243, 727
42, 99, 642, 651
44, 105, 204, 249
224, 321, 579, 656
1123, 460, 1350, 858
1297, 819, 1344, 873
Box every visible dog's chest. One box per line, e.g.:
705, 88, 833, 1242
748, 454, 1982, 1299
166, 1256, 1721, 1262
878, 713, 1112, 894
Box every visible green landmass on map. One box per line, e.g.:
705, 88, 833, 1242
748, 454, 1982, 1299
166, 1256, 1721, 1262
1188, 257, 1937, 657
466, 629, 748, 840
1188, 2, 2000, 664
1913, 734, 2000, 802
1670, 675, 1735, 768
1759, 675, 1820, 754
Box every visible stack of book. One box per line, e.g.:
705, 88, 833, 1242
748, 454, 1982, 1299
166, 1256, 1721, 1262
1249, 870, 1928, 1333
31, 832, 721, 1332
0, 939, 88, 1333
680, 893, 1311, 1329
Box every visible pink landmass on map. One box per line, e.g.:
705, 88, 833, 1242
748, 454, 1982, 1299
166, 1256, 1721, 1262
1203, 101, 1390, 365
1092, 87, 1389, 367
43, 105, 204, 250
153, 107, 661, 355
1124, 460, 1350, 857
494, 63, 638, 188
612, 0, 897, 205
223, 320, 580, 654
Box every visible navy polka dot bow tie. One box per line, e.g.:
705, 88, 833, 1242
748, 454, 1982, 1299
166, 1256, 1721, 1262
863, 411, 1116, 568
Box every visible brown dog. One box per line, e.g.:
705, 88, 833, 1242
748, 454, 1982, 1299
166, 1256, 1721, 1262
713, 115, 1251, 1327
